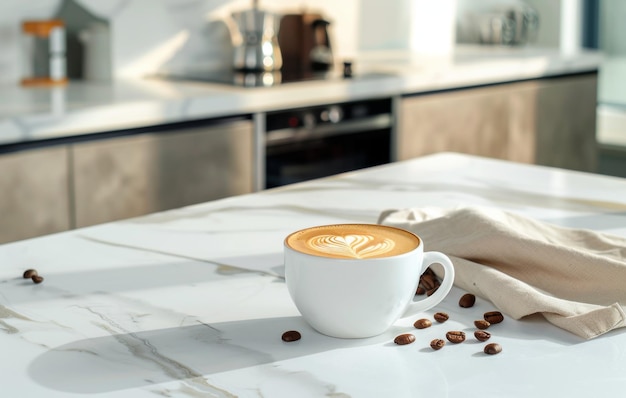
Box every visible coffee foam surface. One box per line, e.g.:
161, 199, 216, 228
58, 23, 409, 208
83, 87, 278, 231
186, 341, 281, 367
286, 224, 420, 259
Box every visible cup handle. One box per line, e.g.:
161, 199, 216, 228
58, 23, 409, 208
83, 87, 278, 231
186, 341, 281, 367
402, 251, 455, 317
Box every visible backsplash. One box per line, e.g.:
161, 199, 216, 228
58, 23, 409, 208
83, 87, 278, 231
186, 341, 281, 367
0, 0, 571, 85
358, 0, 457, 57
3, 0, 471, 85
0, 0, 471, 85
0, 0, 360, 84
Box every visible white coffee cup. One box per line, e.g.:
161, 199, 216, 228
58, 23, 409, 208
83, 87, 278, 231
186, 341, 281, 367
284, 223, 455, 338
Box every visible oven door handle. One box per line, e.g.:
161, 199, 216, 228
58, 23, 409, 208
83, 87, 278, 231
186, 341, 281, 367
265, 114, 391, 146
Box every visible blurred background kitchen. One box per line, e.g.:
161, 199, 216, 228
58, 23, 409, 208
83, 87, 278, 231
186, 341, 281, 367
0, 0, 624, 243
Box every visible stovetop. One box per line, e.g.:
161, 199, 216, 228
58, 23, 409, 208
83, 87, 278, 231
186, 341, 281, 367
156, 67, 392, 88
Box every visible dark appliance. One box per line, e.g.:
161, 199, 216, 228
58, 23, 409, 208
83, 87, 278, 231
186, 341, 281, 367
264, 98, 392, 188
309, 18, 333, 71
278, 12, 334, 77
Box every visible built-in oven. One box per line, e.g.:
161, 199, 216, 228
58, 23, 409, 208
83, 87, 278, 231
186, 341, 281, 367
263, 98, 393, 188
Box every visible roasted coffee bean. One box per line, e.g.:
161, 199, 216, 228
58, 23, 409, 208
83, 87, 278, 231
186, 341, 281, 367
484, 343, 502, 355
474, 330, 491, 342
433, 312, 449, 323
445, 331, 466, 344
394, 333, 416, 345
413, 318, 432, 329
281, 330, 301, 342
459, 293, 476, 308
23, 269, 38, 279
484, 311, 504, 324
474, 320, 491, 330
420, 274, 437, 290
430, 339, 446, 350
426, 287, 439, 296
416, 286, 426, 295
31, 275, 44, 284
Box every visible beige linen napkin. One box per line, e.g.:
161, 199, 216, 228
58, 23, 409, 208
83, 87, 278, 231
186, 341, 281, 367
378, 207, 626, 339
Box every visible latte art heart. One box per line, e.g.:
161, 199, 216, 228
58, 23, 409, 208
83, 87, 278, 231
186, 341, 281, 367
286, 224, 420, 259
307, 234, 396, 259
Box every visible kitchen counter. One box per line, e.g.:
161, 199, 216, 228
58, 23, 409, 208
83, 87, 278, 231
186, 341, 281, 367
0, 46, 602, 146
1, 152, 625, 397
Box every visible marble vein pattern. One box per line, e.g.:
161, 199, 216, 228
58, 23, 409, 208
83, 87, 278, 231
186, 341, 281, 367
77, 154, 626, 276
1, 154, 626, 397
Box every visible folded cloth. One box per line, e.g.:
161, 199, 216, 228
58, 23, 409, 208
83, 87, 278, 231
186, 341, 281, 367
378, 207, 626, 339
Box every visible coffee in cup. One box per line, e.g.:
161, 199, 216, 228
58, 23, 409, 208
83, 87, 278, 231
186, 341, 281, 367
286, 223, 418, 259
284, 223, 455, 338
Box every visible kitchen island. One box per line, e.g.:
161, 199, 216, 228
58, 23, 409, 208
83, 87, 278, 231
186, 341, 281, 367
1, 152, 625, 397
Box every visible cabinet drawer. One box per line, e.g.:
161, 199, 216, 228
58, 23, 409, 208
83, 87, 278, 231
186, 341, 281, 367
0, 146, 70, 243
398, 74, 597, 172
72, 120, 254, 227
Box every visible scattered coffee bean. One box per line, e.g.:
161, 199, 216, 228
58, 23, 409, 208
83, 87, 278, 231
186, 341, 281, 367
430, 339, 446, 350
459, 293, 476, 308
445, 331, 466, 344
484, 343, 502, 355
484, 311, 504, 324
416, 286, 426, 295
281, 330, 301, 342
433, 312, 449, 323
474, 330, 491, 342
394, 333, 416, 345
420, 273, 437, 290
31, 275, 44, 284
426, 287, 439, 296
474, 320, 491, 330
23, 269, 38, 279
414, 318, 432, 329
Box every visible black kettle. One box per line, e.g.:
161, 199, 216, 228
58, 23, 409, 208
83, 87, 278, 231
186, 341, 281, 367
309, 18, 333, 71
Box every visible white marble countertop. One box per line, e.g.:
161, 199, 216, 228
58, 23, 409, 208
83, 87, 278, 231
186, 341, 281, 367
0, 46, 602, 146
1, 152, 625, 397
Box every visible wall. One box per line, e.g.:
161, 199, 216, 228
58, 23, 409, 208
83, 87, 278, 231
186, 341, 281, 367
0, 0, 591, 85
358, 0, 457, 58
103, 0, 362, 78
0, 0, 359, 84
525, 0, 562, 48
456, 0, 584, 54
0, 0, 465, 84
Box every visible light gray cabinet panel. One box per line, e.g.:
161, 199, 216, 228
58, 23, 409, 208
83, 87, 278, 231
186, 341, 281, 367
0, 147, 70, 243
72, 120, 254, 228
399, 74, 597, 172
399, 82, 534, 163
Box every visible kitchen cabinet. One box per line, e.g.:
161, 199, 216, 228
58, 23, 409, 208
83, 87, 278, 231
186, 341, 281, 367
72, 119, 254, 228
0, 118, 254, 243
0, 146, 71, 243
398, 74, 598, 172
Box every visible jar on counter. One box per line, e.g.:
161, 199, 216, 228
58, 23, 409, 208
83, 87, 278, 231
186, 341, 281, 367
20, 19, 68, 86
